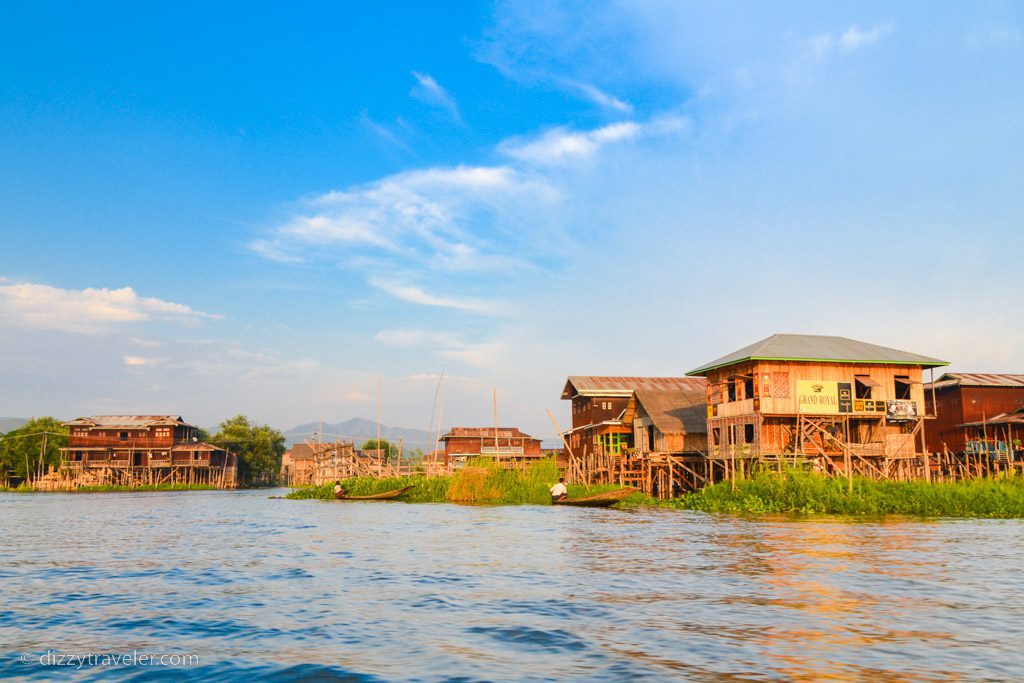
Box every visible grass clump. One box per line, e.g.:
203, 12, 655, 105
285, 457, 623, 505
659, 470, 1024, 518
286, 475, 451, 502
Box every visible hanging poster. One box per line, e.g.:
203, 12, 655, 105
886, 400, 919, 421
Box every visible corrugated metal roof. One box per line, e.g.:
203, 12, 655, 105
929, 373, 1024, 390
170, 443, 220, 452
441, 427, 537, 440
959, 407, 1024, 426
687, 334, 948, 376
64, 415, 193, 428
562, 376, 703, 399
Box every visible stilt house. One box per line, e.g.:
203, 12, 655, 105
560, 376, 704, 487
281, 442, 315, 485
925, 373, 1024, 457
686, 335, 948, 480
59, 415, 236, 488
440, 427, 543, 466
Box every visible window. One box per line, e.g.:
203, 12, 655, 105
727, 381, 737, 402
744, 377, 755, 400
895, 376, 912, 400
855, 375, 878, 399
119, 432, 128, 441
744, 424, 755, 443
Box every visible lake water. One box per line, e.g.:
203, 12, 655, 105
1, 490, 1023, 681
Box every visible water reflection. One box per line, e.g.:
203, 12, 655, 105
0, 491, 1022, 681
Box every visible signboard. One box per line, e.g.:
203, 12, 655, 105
853, 399, 886, 413
837, 382, 853, 414
797, 380, 837, 413
797, 380, 852, 414
886, 400, 919, 421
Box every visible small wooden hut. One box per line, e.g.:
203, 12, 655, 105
281, 442, 315, 486
618, 382, 710, 497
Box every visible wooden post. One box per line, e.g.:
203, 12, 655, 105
377, 372, 382, 477
492, 388, 500, 464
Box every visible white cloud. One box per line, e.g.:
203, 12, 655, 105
814, 22, 894, 58
410, 71, 461, 122
567, 81, 633, 113
369, 278, 499, 314
374, 328, 507, 369
250, 163, 558, 274
251, 115, 684, 314
841, 23, 894, 49
967, 26, 1022, 50
123, 355, 164, 367
360, 111, 415, 154
0, 282, 220, 334
500, 117, 687, 165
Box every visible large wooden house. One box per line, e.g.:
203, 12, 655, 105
925, 373, 1024, 457
440, 427, 543, 466
57, 415, 236, 488
686, 335, 948, 480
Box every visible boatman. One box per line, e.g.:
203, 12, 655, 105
549, 477, 568, 502
333, 480, 345, 497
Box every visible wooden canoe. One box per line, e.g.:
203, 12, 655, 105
552, 487, 635, 508
334, 485, 413, 501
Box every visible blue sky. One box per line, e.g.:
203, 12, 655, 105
2, 1, 1022, 436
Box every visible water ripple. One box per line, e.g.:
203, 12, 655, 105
1, 490, 1023, 681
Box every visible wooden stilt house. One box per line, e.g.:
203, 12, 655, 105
924, 373, 1024, 456
560, 376, 702, 485
619, 381, 710, 496
55, 415, 236, 489
686, 335, 948, 481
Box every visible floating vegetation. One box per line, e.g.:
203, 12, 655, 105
285, 458, 622, 505
656, 470, 1024, 518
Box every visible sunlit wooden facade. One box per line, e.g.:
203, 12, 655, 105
52, 415, 236, 489
687, 335, 948, 481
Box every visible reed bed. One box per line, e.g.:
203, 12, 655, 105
285, 458, 618, 504
660, 470, 1024, 518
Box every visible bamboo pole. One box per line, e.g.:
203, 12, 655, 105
492, 388, 500, 464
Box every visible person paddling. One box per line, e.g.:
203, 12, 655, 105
549, 477, 568, 502
333, 480, 346, 497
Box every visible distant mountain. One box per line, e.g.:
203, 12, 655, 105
282, 418, 436, 453
0, 417, 28, 434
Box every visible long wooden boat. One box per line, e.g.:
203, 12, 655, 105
334, 485, 413, 501
552, 487, 635, 508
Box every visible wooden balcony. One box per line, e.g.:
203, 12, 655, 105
67, 436, 176, 449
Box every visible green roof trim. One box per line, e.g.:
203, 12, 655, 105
687, 334, 949, 376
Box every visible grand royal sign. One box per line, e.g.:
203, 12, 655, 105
796, 380, 853, 414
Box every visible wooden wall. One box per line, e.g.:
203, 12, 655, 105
707, 360, 927, 418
